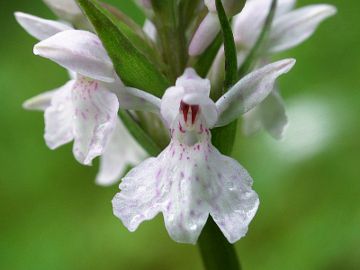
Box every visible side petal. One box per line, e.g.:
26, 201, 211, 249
44, 80, 75, 149
34, 30, 115, 82
23, 90, 55, 111
143, 19, 157, 41
215, 59, 295, 127
189, 13, 220, 56
259, 90, 288, 139
267, 4, 337, 53
71, 77, 119, 165
96, 118, 146, 186
112, 156, 165, 232
14, 12, 72, 41
209, 153, 259, 244
161, 86, 185, 127
276, 0, 296, 16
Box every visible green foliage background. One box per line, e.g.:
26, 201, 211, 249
0, 0, 359, 269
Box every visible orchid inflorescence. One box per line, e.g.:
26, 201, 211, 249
16, 0, 336, 248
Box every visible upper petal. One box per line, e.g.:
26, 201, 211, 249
267, 4, 337, 53
44, 80, 75, 149
215, 59, 295, 127
161, 86, 185, 127
15, 12, 72, 41
176, 68, 211, 97
96, 118, 146, 186
34, 30, 115, 82
71, 77, 119, 165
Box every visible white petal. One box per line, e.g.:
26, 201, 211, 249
14, 12, 72, 41
71, 77, 119, 165
43, 0, 83, 21
176, 68, 211, 97
143, 19, 157, 41
118, 87, 161, 113
209, 153, 259, 243
215, 59, 295, 127
267, 4, 337, 53
233, 0, 271, 48
189, 13, 220, 56
34, 30, 115, 82
205, 0, 246, 15
243, 90, 288, 139
160, 86, 185, 127
276, 0, 296, 16
44, 80, 75, 149
23, 90, 55, 111
113, 133, 258, 244
96, 118, 146, 186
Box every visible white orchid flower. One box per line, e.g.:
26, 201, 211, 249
15, 12, 160, 185
113, 59, 295, 244
210, 0, 336, 139
189, 0, 244, 56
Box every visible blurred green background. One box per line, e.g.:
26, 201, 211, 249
0, 0, 359, 269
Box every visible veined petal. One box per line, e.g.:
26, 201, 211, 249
34, 30, 115, 82
215, 59, 295, 127
14, 12, 72, 41
189, 13, 220, 56
23, 90, 55, 111
72, 77, 119, 165
44, 80, 75, 149
96, 118, 146, 186
113, 133, 258, 244
243, 90, 288, 139
267, 4, 337, 53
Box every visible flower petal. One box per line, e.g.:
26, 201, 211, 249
215, 59, 295, 127
209, 154, 259, 243
143, 19, 157, 41
71, 77, 119, 165
96, 118, 146, 186
112, 157, 165, 232
118, 87, 161, 113
43, 0, 83, 22
267, 4, 337, 53
242, 90, 287, 139
176, 68, 211, 97
34, 30, 115, 82
23, 90, 55, 111
44, 80, 75, 149
189, 13, 220, 56
276, 0, 296, 16
14, 12, 72, 41
161, 86, 185, 127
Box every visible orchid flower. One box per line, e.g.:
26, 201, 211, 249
210, 0, 336, 139
15, 12, 162, 185
189, 0, 244, 56
113, 59, 295, 244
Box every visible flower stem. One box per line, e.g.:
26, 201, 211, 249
198, 218, 241, 270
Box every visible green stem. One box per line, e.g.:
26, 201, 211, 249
198, 218, 241, 270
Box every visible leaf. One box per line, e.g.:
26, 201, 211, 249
118, 110, 162, 156
77, 0, 170, 97
215, 0, 238, 91
212, 0, 239, 155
